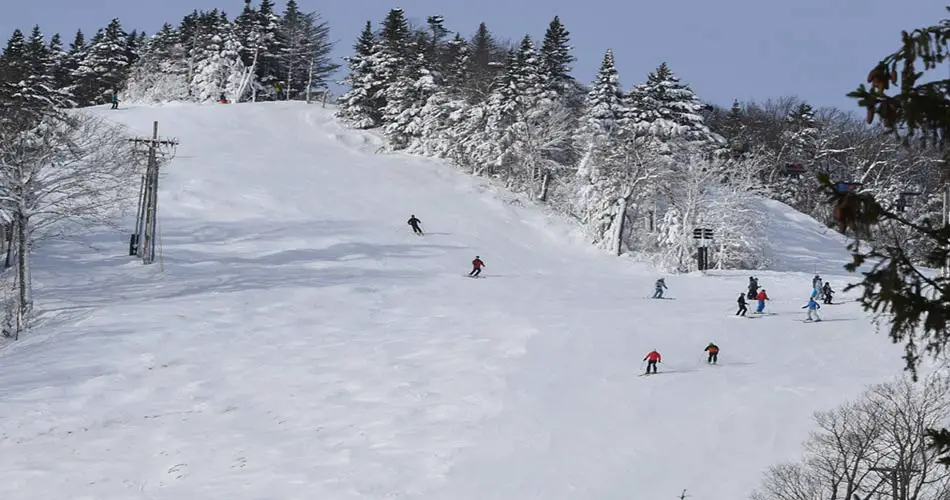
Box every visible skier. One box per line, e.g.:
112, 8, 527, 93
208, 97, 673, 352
755, 288, 770, 313
747, 276, 759, 299
802, 297, 822, 322
643, 350, 662, 374
822, 282, 834, 304
736, 293, 748, 316
812, 275, 823, 291
468, 256, 485, 277
407, 214, 423, 235
652, 278, 668, 299
110, 91, 119, 110
218, 93, 228, 104
704, 342, 719, 364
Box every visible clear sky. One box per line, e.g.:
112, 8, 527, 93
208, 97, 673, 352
2, 0, 945, 110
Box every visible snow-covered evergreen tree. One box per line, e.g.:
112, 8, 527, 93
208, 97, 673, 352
277, 0, 338, 100
630, 62, 714, 145
72, 19, 131, 105
232, 0, 282, 101
467, 22, 503, 101
125, 23, 190, 102
189, 11, 246, 103
574, 48, 625, 181
0, 27, 68, 125
442, 34, 470, 91
538, 16, 574, 95
336, 21, 383, 128
46, 33, 72, 94
382, 44, 437, 150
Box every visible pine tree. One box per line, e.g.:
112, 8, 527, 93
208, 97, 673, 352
468, 22, 502, 101
372, 8, 412, 122
722, 99, 745, 148
278, 0, 339, 100
0, 27, 65, 125
424, 15, 448, 71
575, 48, 626, 179
382, 44, 437, 149
125, 22, 190, 102
232, 0, 283, 100
62, 30, 86, 99
255, 0, 284, 97
442, 33, 470, 92
1, 29, 28, 84
73, 18, 132, 105
539, 16, 574, 95
189, 10, 246, 102
47, 33, 71, 93
630, 62, 713, 144
336, 21, 383, 128
22, 25, 67, 107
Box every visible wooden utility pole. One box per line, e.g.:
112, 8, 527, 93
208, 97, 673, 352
129, 121, 177, 265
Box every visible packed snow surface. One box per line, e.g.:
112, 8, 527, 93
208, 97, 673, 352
0, 102, 903, 500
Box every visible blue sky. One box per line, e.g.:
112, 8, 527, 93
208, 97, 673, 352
2, 0, 945, 110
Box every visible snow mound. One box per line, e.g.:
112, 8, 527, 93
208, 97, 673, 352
757, 197, 853, 276
0, 101, 902, 500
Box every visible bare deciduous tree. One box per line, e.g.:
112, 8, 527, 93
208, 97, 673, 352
751, 377, 950, 500
0, 112, 135, 338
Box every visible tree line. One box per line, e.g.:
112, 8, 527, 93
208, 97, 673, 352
0, 0, 339, 108
335, 8, 944, 271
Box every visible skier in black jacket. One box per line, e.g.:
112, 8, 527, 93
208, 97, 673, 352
407, 215, 423, 235
736, 293, 748, 316
747, 277, 758, 299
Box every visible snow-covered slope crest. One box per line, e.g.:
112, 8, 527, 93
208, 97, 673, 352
756, 197, 854, 277
0, 101, 904, 500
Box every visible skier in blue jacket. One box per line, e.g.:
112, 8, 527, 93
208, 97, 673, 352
802, 298, 822, 322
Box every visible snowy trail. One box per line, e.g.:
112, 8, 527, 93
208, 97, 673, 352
0, 102, 903, 500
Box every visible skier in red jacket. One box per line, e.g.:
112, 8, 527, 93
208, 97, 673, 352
643, 350, 661, 374
755, 289, 769, 313
468, 256, 485, 277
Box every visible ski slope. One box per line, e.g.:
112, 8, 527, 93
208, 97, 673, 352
0, 101, 904, 500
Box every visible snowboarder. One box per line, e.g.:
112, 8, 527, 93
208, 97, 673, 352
755, 289, 770, 313
110, 91, 119, 110
407, 215, 423, 235
643, 350, 661, 374
468, 256, 485, 277
704, 342, 719, 364
218, 93, 229, 104
802, 298, 822, 322
822, 282, 834, 304
652, 278, 667, 299
736, 293, 748, 316
747, 277, 759, 300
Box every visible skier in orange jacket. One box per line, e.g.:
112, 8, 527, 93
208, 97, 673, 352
643, 350, 661, 374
